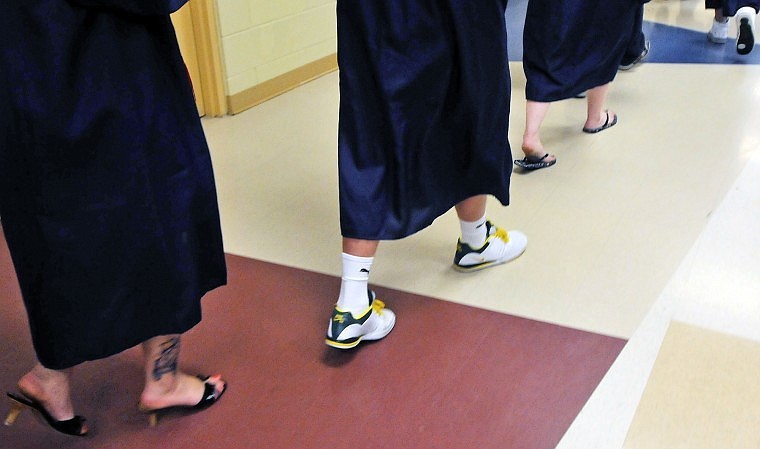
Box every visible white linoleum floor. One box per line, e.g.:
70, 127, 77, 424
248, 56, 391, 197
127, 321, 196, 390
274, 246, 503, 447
201, 2, 759, 447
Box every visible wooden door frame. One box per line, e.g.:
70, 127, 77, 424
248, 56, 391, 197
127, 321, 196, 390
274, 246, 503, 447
185, 0, 227, 117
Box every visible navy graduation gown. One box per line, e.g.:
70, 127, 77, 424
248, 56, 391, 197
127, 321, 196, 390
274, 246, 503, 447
705, 0, 760, 16
337, 0, 513, 240
0, 1, 226, 369
523, 0, 643, 102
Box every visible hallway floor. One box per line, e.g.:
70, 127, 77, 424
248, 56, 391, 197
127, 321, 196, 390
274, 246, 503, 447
2, 1, 759, 447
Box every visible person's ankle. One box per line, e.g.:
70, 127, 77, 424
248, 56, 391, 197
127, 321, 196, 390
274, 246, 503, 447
141, 374, 180, 400
521, 138, 542, 154
17, 370, 75, 420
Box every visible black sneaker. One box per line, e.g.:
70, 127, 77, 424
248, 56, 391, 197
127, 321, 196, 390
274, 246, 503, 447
736, 7, 756, 55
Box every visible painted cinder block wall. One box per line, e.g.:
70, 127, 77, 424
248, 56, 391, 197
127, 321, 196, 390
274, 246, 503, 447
216, 0, 337, 97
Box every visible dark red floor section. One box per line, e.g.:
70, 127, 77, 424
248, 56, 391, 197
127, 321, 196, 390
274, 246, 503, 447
0, 232, 626, 449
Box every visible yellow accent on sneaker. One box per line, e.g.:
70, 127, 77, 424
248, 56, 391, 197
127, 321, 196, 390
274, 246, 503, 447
453, 221, 527, 272
325, 296, 395, 349
491, 226, 509, 244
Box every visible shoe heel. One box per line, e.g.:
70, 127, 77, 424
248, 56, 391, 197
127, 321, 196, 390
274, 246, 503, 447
138, 403, 159, 427
4, 398, 25, 426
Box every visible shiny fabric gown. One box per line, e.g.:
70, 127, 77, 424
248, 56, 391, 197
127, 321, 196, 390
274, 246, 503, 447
0, 1, 226, 369
337, 0, 513, 240
705, 0, 760, 15
523, 0, 644, 102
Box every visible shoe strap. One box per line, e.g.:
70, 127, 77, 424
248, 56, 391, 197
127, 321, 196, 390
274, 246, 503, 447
195, 375, 225, 408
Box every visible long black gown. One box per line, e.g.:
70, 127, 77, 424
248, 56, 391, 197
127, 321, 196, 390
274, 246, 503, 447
337, 0, 513, 240
705, 0, 760, 15
523, 0, 644, 102
0, 1, 226, 369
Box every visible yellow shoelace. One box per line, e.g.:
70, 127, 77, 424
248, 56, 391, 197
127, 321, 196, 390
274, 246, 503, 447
371, 298, 386, 315
490, 226, 510, 243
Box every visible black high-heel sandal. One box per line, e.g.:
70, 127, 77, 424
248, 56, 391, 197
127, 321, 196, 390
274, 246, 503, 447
138, 374, 226, 427
4, 392, 88, 436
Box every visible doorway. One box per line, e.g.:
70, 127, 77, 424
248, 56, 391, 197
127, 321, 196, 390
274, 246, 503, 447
171, 0, 226, 117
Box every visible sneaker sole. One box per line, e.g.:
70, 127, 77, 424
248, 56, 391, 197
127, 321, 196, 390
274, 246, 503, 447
325, 337, 363, 349
737, 18, 755, 55
707, 33, 727, 44
325, 316, 396, 349
452, 246, 527, 273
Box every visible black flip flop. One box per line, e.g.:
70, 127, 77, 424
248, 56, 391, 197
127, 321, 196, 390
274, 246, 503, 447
583, 110, 618, 133
514, 153, 556, 170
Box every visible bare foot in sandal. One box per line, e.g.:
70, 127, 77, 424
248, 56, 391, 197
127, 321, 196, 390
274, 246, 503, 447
582, 109, 618, 133
517, 134, 556, 170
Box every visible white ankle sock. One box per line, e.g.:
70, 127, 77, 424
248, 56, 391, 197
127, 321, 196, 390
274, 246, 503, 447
337, 253, 373, 314
459, 214, 488, 248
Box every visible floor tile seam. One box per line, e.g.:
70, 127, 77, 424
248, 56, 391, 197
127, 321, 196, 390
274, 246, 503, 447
221, 251, 633, 344
556, 151, 759, 448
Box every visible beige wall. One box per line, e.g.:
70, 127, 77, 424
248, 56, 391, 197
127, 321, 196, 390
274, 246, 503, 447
216, 0, 337, 97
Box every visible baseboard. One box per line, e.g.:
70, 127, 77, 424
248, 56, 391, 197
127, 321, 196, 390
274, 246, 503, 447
227, 54, 338, 115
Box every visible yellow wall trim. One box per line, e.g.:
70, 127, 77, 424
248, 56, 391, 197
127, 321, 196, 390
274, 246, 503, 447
191, 0, 227, 117
227, 54, 337, 115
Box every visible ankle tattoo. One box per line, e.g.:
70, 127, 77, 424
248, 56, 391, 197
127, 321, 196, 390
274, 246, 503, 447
152, 337, 180, 381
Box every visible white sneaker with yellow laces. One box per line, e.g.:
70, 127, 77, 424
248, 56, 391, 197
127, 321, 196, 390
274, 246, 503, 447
325, 290, 396, 349
453, 220, 527, 272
